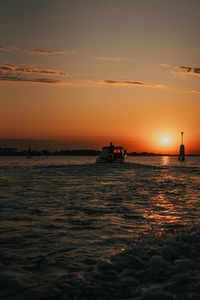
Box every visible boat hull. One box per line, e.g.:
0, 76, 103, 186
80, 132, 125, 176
96, 157, 126, 164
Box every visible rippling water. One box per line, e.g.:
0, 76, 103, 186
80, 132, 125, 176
0, 156, 200, 299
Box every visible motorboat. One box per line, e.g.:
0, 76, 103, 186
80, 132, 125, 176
96, 142, 127, 164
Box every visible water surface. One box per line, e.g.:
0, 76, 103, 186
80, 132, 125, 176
0, 156, 199, 299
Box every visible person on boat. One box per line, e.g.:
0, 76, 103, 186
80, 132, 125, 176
109, 142, 114, 151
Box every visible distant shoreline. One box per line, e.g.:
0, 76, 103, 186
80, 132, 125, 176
0, 149, 199, 157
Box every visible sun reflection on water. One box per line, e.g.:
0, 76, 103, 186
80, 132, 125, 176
161, 156, 170, 166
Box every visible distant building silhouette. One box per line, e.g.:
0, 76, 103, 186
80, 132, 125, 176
0, 147, 17, 155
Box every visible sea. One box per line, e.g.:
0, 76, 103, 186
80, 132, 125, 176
0, 156, 200, 300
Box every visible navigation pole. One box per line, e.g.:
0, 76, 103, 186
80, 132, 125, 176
179, 132, 185, 161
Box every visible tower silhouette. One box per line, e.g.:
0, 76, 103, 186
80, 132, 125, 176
179, 132, 185, 161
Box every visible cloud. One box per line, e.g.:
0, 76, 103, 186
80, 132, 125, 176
0, 45, 18, 52
27, 49, 127, 61
0, 64, 70, 76
85, 54, 128, 62
173, 65, 200, 76
92, 80, 165, 88
0, 77, 165, 88
0, 63, 70, 85
0, 46, 11, 52
1, 76, 199, 91
159, 63, 171, 68
27, 49, 78, 55
191, 90, 200, 94
58, 80, 164, 88
94, 56, 127, 62
0, 75, 61, 84
160, 64, 200, 76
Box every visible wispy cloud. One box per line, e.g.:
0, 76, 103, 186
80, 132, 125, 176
0, 75, 166, 87
0, 75, 61, 84
92, 80, 165, 88
0, 64, 70, 76
0, 45, 18, 52
27, 49, 78, 55
1, 44, 130, 63
1, 76, 199, 91
0, 46, 11, 52
159, 63, 171, 68
28, 50, 128, 61
85, 54, 128, 62
2, 45, 127, 62
101, 80, 200, 94
53, 80, 166, 88
191, 90, 200, 94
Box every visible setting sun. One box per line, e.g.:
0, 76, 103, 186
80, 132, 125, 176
160, 135, 171, 145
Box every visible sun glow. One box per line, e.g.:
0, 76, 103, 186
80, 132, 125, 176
160, 135, 171, 145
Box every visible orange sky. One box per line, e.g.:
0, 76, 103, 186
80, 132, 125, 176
0, 1, 199, 153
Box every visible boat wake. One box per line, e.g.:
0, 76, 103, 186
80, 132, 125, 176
40, 225, 200, 300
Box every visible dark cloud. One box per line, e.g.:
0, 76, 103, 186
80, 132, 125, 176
0, 64, 67, 84
103, 80, 164, 87
161, 64, 200, 76
0, 64, 70, 76
27, 49, 78, 55
174, 66, 200, 76
0, 75, 61, 84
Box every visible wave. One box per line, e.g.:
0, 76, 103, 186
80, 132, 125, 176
44, 225, 200, 300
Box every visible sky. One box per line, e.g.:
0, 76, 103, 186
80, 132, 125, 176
0, 0, 199, 153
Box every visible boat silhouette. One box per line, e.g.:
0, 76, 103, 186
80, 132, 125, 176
96, 142, 127, 164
